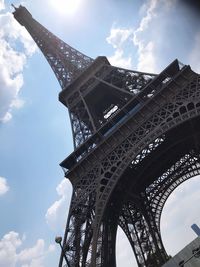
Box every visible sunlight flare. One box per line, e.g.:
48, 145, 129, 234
50, 0, 81, 15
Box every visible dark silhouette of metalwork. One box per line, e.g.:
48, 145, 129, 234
13, 5, 200, 267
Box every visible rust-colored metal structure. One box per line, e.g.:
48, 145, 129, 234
13, 5, 200, 267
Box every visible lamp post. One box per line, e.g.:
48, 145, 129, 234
55, 236, 71, 267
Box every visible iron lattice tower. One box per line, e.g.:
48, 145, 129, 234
13, 5, 200, 267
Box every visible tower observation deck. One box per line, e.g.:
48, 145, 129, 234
13, 5, 200, 267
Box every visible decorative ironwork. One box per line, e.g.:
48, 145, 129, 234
12, 5, 93, 90
13, 5, 200, 267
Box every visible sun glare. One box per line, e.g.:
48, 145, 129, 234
50, 0, 81, 15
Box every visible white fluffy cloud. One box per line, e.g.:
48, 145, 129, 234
189, 31, 200, 73
133, 0, 159, 72
106, 27, 133, 68
0, 7, 37, 123
0, 231, 55, 267
106, 1, 159, 71
108, 49, 132, 69
0, 0, 4, 11
17, 239, 45, 263
0, 176, 9, 195
0, 231, 21, 267
106, 28, 133, 49
45, 179, 72, 230
106, 0, 178, 72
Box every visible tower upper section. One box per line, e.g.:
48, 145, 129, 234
12, 5, 94, 90
13, 5, 158, 149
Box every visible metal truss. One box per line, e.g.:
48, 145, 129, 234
13, 5, 200, 267
60, 65, 200, 267
147, 150, 200, 231
118, 201, 167, 267
13, 5, 157, 148
63, 60, 158, 147
12, 5, 93, 90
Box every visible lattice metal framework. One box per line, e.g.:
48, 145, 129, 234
12, 5, 93, 90
13, 5, 200, 267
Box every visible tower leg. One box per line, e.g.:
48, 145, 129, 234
59, 191, 96, 267
119, 196, 168, 267
91, 202, 118, 267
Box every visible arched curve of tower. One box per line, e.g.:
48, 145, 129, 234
151, 153, 200, 233
113, 116, 200, 266
90, 69, 200, 266
95, 114, 200, 267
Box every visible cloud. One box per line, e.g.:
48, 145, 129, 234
0, 231, 21, 267
106, 0, 178, 72
0, 8, 37, 123
189, 31, 200, 73
135, 0, 158, 35
0, 176, 9, 195
135, 40, 156, 72
132, 0, 178, 72
106, 27, 133, 68
0, 0, 4, 11
133, 0, 159, 72
17, 239, 45, 262
108, 49, 132, 69
45, 179, 72, 230
48, 244, 56, 252
0, 231, 55, 267
106, 28, 133, 49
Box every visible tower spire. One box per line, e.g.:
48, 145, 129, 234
11, 4, 17, 10
12, 5, 94, 90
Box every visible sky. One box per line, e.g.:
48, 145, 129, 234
0, 0, 200, 266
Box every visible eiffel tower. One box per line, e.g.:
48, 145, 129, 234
13, 5, 200, 267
